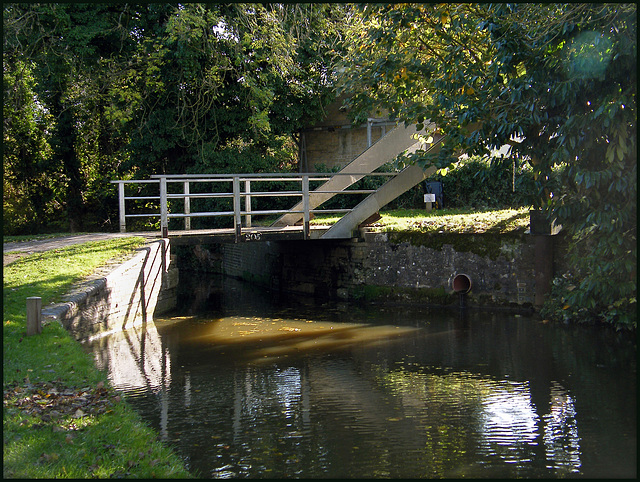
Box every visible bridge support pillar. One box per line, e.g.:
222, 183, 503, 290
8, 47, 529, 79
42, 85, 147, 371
233, 177, 242, 243
160, 177, 168, 238
118, 182, 126, 233
302, 175, 310, 240
530, 210, 562, 307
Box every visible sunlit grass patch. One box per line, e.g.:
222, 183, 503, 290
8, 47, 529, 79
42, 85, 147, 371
311, 207, 532, 234
377, 207, 531, 234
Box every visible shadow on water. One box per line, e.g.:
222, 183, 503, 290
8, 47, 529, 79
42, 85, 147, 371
84, 271, 636, 479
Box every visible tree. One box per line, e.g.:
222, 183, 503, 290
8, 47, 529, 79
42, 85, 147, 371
339, 3, 636, 327
4, 3, 139, 232
3, 58, 58, 234
123, 3, 348, 177
3, 4, 350, 232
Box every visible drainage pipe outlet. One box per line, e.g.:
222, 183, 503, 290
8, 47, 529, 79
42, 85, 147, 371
452, 273, 472, 294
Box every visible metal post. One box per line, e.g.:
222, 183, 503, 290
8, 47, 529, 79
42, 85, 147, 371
160, 177, 168, 238
183, 181, 191, 231
233, 176, 242, 242
26, 297, 42, 336
244, 179, 252, 228
118, 182, 126, 233
367, 118, 372, 147
302, 175, 310, 240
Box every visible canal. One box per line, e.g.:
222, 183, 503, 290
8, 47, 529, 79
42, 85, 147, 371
84, 272, 636, 478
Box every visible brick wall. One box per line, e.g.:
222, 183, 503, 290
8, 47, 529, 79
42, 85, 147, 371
42, 239, 178, 341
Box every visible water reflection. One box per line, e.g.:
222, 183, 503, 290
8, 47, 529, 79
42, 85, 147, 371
90, 321, 170, 395
543, 382, 581, 474
83, 277, 636, 478
478, 381, 539, 462
180, 315, 421, 364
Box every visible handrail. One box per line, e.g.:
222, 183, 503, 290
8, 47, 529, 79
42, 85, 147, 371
111, 172, 395, 240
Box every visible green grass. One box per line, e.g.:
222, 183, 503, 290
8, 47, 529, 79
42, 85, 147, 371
311, 207, 532, 234
3, 237, 191, 478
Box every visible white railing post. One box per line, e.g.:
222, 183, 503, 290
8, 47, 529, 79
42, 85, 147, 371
233, 176, 242, 242
244, 179, 252, 228
160, 177, 168, 237
184, 181, 191, 231
117, 182, 126, 233
302, 175, 310, 240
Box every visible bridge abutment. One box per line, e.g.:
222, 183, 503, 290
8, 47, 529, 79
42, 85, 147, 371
177, 231, 569, 311
42, 239, 179, 340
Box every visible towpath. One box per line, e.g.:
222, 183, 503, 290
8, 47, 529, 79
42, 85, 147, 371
3, 232, 153, 265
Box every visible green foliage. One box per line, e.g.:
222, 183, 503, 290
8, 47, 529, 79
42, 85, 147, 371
2, 59, 61, 234
3, 4, 349, 234
4, 4, 142, 233
540, 272, 637, 330
124, 3, 347, 177
340, 3, 637, 328
431, 156, 537, 209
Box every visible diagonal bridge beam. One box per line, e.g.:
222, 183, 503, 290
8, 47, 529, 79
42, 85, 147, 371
271, 122, 431, 228
320, 133, 444, 239
320, 122, 481, 239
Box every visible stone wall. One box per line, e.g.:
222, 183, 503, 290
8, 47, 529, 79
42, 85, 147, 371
200, 231, 563, 309
42, 239, 178, 340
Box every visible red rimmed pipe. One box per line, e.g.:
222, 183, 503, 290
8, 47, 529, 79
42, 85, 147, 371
452, 274, 472, 310
452, 274, 472, 294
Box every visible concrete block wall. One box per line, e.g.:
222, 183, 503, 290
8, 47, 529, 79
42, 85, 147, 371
220, 233, 543, 307
42, 239, 178, 341
304, 126, 386, 171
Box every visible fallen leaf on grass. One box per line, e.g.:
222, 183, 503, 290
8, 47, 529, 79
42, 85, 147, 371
4, 381, 123, 425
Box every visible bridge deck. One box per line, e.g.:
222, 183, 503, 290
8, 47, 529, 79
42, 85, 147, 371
111, 122, 466, 241
149, 225, 337, 245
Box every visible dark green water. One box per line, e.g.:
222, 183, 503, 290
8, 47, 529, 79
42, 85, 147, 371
85, 273, 636, 478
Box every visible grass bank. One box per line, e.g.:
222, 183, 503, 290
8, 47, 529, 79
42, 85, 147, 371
3, 237, 191, 478
311, 206, 532, 234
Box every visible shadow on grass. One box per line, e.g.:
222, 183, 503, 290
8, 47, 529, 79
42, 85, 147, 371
485, 210, 530, 234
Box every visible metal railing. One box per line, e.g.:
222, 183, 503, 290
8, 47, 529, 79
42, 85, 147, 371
111, 172, 395, 240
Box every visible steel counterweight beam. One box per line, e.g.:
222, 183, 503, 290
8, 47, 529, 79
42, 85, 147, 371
321, 122, 481, 239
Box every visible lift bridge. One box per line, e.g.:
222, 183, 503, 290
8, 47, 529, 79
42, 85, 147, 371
111, 123, 447, 245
